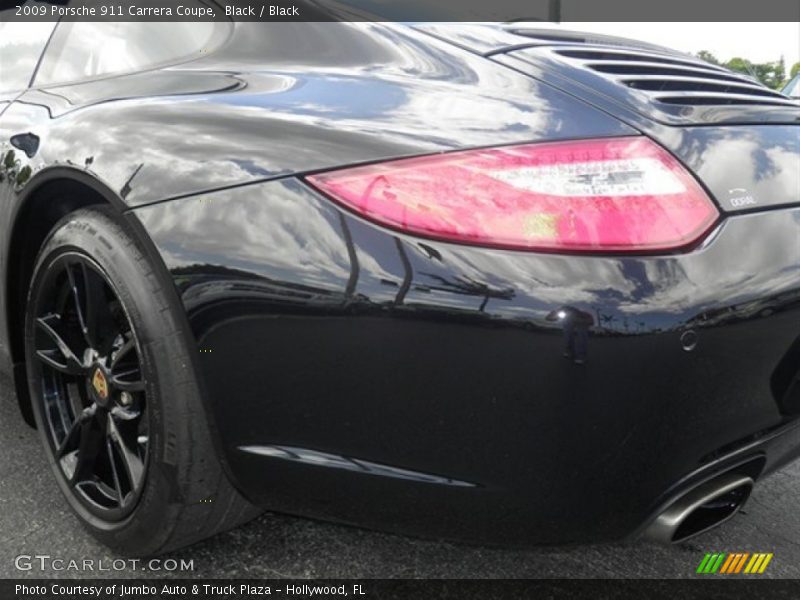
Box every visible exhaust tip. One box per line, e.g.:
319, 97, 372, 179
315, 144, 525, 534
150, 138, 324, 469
644, 473, 753, 544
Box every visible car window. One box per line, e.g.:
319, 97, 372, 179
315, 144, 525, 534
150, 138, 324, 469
34, 21, 222, 87
783, 75, 800, 98
0, 22, 57, 94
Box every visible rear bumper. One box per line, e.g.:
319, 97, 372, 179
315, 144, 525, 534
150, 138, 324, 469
134, 179, 800, 544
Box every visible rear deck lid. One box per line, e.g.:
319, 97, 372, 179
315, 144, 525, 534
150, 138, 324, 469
416, 23, 800, 126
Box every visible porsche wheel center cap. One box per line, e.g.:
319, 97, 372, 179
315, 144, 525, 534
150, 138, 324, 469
91, 368, 109, 403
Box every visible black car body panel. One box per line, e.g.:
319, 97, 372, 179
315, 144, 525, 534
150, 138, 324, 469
0, 22, 638, 370
1, 20, 799, 545
654, 125, 800, 214
0, 22, 635, 209
134, 183, 800, 543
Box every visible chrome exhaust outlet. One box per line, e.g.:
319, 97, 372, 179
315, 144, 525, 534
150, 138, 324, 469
644, 473, 754, 544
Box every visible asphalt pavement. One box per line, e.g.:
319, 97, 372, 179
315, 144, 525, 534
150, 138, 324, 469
1, 378, 799, 580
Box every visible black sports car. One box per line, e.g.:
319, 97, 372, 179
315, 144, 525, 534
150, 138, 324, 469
1, 12, 799, 556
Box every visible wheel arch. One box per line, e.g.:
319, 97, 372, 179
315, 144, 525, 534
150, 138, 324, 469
5, 167, 169, 425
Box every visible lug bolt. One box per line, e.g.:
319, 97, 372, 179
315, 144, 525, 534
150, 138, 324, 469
120, 392, 133, 407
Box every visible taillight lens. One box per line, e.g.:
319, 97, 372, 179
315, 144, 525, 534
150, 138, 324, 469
306, 137, 719, 252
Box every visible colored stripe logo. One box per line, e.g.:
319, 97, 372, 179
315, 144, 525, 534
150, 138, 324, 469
697, 552, 773, 574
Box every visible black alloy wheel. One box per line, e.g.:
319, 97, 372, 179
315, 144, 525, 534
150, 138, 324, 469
24, 207, 259, 556
30, 253, 148, 520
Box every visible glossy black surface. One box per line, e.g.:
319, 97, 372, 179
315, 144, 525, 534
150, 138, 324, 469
134, 178, 800, 543
0, 22, 634, 208
1, 21, 799, 544
0, 21, 634, 369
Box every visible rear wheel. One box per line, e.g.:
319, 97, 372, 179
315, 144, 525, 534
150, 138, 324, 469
25, 207, 260, 556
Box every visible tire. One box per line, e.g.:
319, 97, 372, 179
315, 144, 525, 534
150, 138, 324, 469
24, 206, 261, 556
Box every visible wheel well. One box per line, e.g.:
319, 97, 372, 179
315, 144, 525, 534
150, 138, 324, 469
7, 178, 110, 425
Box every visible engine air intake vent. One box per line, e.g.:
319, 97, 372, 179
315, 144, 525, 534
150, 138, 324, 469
552, 46, 797, 108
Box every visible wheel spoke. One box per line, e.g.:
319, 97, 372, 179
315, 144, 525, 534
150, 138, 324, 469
110, 404, 141, 421
75, 480, 119, 506
56, 421, 80, 459
106, 438, 126, 506
110, 368, 145, 392
110, 337, 137, 370
56, 405, 94, 458
71, 412, 107, 484
65, 382, 85, 425
36, 350, 78, 376
107, 414, 145, 491
65, 263, 91, 348
35, 316, 85, 375
81, 263, 115, 355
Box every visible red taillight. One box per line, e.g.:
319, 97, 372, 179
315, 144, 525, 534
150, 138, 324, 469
306, 137, 719, 253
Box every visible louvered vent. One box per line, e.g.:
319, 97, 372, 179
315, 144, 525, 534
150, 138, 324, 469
551, 46, 796, 107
